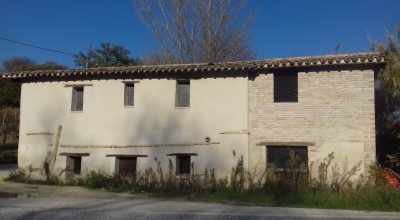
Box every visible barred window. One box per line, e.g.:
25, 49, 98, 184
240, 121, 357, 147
274, 72, 298, 102
176, 80, 190, 107
176, 155, 191, 175
71, 87, 84, 111
124, 83, 135, 106
267, 146, 308, 170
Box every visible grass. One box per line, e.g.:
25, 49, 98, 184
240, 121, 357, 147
155, 187, 400, 212
5, 153, 400, 212
6, 168, 400, 212
282, 187, 400, 211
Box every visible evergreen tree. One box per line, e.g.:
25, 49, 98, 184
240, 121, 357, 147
74, 43, 140, 68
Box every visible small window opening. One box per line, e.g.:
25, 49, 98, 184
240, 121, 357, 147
176, 80, 190, 107
274, 72, 298, 102
66, 156, 82, 176
124, 83, 135, 106
71, 87, 84, 111
176, 155, 191, 175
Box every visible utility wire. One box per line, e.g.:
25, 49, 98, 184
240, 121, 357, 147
0, 36, 76, 56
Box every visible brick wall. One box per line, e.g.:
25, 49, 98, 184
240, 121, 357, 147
248, 70, 376, 177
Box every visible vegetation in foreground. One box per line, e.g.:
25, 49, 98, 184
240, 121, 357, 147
177, 186, 400, 212
5, 152, 400, 212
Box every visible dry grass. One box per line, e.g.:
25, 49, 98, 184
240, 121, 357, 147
5, 152, 400, 211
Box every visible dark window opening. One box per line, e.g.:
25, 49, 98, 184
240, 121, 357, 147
176, 80, 190, 107
267, 146, 308, 171
73, 157, 82, 174
124, 83, 135, 106
71, 87, 84, 111
176, 155, 191, 175
274, 72, 298, 102
67, 156, 82, 175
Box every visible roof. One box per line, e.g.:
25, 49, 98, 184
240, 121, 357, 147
1, 53, 386, 79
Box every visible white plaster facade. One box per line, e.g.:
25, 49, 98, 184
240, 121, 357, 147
19, 77, 249, 178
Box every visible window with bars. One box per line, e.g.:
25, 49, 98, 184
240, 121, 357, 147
124, 83, 135, 106
176, 80, 190, 107
274, 72, 298, 102
71, 87, 84, 111
176, 155, 191, 175
267, 146, 308, 171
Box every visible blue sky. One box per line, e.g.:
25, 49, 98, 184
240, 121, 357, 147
0, 0, 399, 69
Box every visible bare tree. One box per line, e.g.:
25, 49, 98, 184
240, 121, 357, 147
133, 0, 255, 64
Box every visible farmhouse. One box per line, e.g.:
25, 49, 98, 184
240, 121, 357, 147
2, 53, 386, 180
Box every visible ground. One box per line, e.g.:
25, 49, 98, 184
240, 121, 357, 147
0, 164, 399, 220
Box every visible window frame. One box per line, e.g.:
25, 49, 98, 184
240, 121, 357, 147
175, 80, 190, 108
273, 71, 298, 103
71, 86, 84, 112
124, 83, 135, 107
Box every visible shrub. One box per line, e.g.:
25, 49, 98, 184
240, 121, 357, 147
81, 171, 129, 191
385, 152, 400, 174
279, 151, 309, 193
5, 168, 29, 183
231, 155, 245, 192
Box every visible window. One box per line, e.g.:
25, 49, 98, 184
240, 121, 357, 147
71, 87, 84, 111
274, 72, 298, 102
176, 155, 191, 175
176, 80, 190, 107
267, 146, 308, 171
124, 83, 135, 106
67, 156, 82, 175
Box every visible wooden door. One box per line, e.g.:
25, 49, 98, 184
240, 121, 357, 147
119, 157, 137, 178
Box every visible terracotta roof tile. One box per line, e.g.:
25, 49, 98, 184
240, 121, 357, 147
1, 53, 386, 79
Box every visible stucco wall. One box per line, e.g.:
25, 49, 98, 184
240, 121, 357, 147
18, 77, 249, 178
248, 70, 376, 178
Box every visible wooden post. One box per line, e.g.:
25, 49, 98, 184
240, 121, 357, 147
49, 125, 62, 173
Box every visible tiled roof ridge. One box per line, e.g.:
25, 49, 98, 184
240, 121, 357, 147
1, 52, 386, 79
